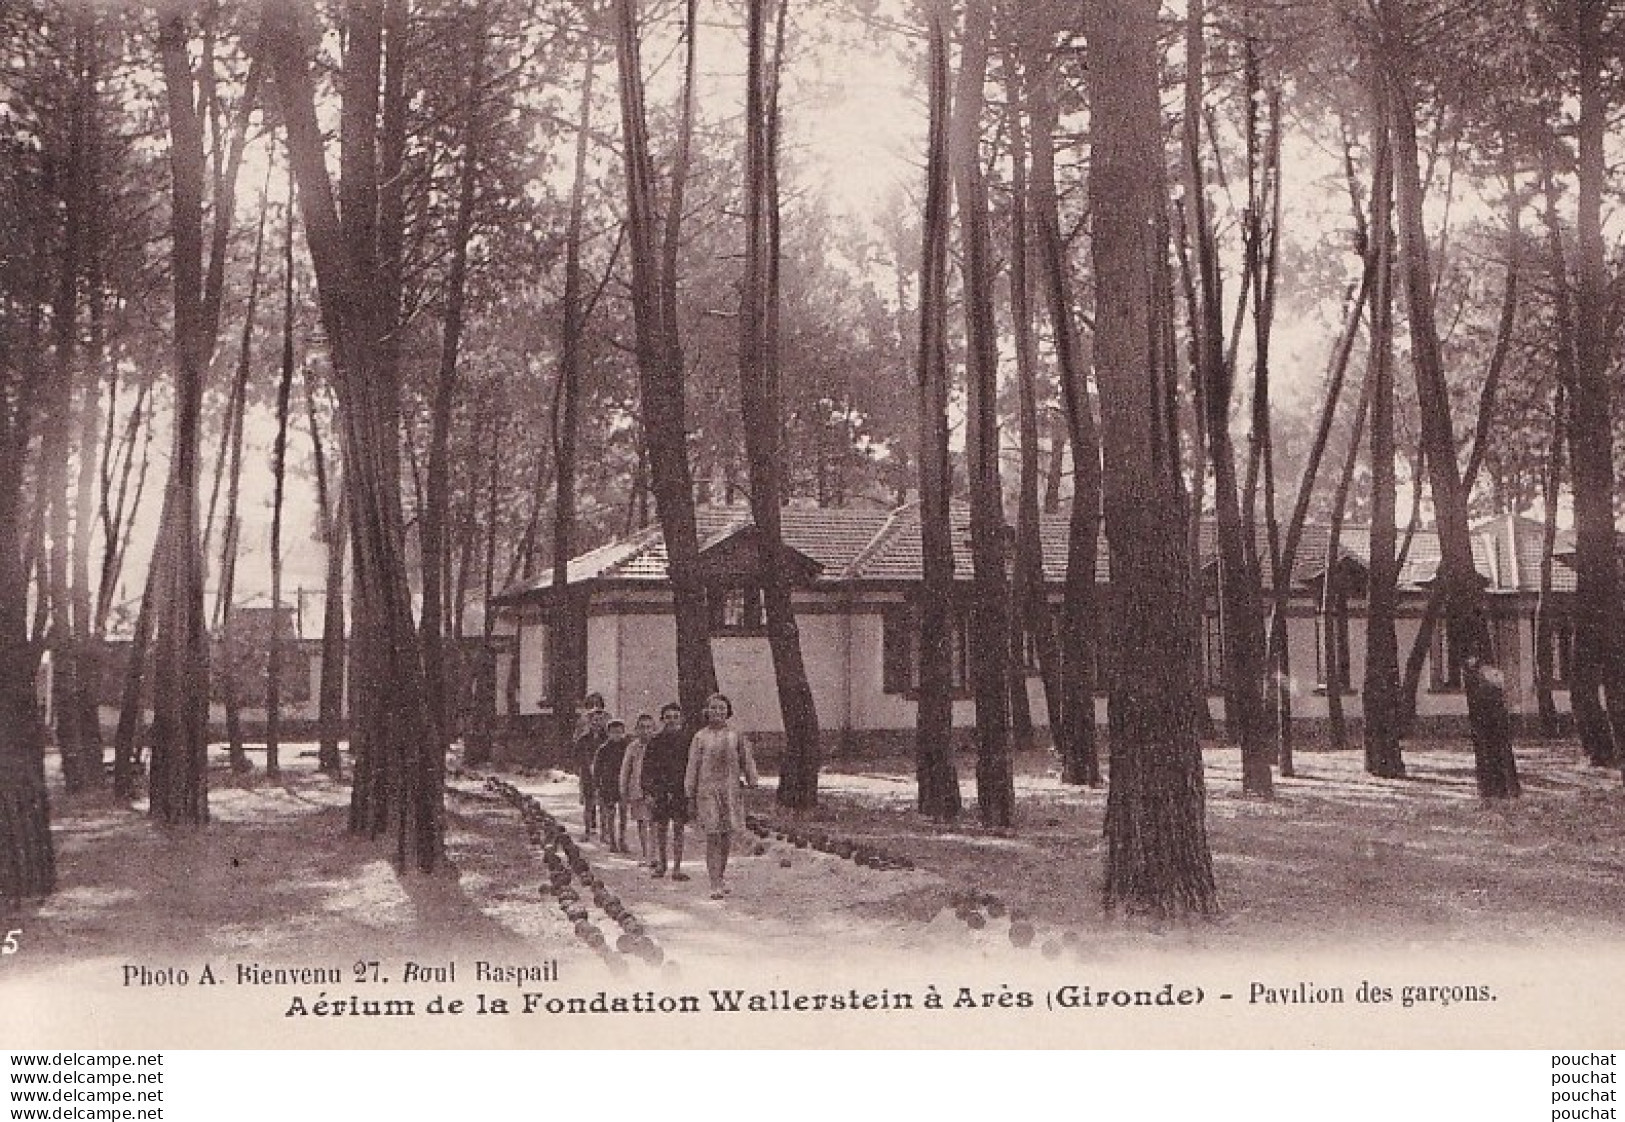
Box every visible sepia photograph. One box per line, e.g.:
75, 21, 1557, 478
2, 0, 1625, 1053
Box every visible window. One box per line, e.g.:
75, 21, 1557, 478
1201, 614, 1225, 693
1314, 610, 1352, 692
709, 585, 765, 635
882, 604, 971, 695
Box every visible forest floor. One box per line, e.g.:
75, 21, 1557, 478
9, 736, 1625, 980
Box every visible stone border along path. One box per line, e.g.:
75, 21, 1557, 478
748, 810, 1095, 961
453, 764, 1104, 969
453, 766, 669, 976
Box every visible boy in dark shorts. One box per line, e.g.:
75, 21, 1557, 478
592, 719, 630, 853
642, 702, 691, 880
572, 701, 608, 840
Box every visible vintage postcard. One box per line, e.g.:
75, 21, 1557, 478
5, 0, 1625, 1054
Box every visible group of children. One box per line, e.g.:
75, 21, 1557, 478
572, 692, 759, 900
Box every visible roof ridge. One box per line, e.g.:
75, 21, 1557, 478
697, 513, 752, 553
843, 501, 917, 580
600, 521, 670, 580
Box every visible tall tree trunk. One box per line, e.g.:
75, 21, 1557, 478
0, 226, 54, 898
305, 369, 346, 775
1383, 23, 1518, 799
1534, 384, 1566, 737
423, 26, 484, 757
268, 0, 445, 870
1361, 91, 1404, 778
467, 419, 502, 767
1029, 42, 1101, 788
952, 0, 1015, 832
1, 468, 52, 898
738, 0, 821, 810
215, 169, 272, 775
1569, 0, 1625, 771
551, 47, 595, 760
146, 9, 213, 825
914, 0, 960, 821
613, 0, 717, 722
1537, 154, 1609, 761
1090, 0, 1217, 915
1248, 76, 1288, 774
1247, 80, 1285, 690
1183, 0, 1270, 795
1003, 31, 1060, 760
71, 34, 107, 784
266, 155, 299, 779
1323, 362, 1372, 749
47, 7, 93, 791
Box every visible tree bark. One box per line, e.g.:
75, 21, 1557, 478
1534, 384, 1566, 738
1383, 23, 1518, 798
914, 0, 960, 821
953, 0, 1015, 832
1090, 0, 1217, 915
268, 0, 445, 869
738, 0, 822, 810
146, 8, 214, 825
0, 192, 55, 898
1568, 0, 1625, 771
551, 46, 595, 760
304, 368, 346, 775
46, 8, 94, 792
0, 477, 53, 898
1361, 89, 1404, 778
422, 24, 485, 757
1323, 358, 1372, 750
266, 152, 299, 779
1537, 154, 1610, 761
1002, 31, 1060, 761
1028, 40, 1101, 788
214, 171, 272, 775
613, 0, 717, 723
71, 225, 106, 785
1182, 0, 1270, 795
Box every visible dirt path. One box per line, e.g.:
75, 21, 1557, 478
6, 741, 1625, 1048
7, 750, 978, 989
13, 740, 1625, 985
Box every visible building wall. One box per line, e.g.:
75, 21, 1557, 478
506, 588, 1572, 742
1249, 605, 1563, 724
587, 614, 620, 710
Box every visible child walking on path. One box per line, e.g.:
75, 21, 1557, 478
644, 703, 691, 881
593, 719, 630, 853
572, 700, 607, 840
684, 693, 759, 899
619, 714, 656, 861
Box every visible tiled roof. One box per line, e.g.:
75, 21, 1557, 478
495, 505, 898, 600
495, 502, 1583, 601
